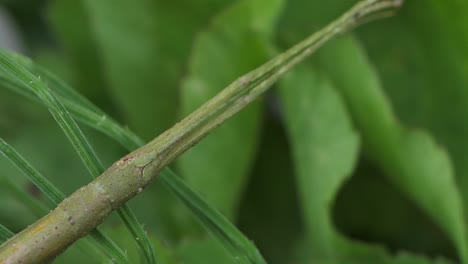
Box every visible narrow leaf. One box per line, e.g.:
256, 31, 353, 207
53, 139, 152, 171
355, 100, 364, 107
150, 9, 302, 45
1, 175, 49, 218
0, 48, 268, 263
0, 51, 151, 263
0, 137, 127, 263
0, 224, 13, 244
159, 169, 266, 264
0, 137, 64, 204
0, 60, 143, 150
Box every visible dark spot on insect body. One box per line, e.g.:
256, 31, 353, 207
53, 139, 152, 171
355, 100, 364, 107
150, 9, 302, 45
67, 216, 76, 225
354, 11, 361, 21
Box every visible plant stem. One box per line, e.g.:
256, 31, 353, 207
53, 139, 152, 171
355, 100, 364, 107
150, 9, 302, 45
0, 0, 402, 262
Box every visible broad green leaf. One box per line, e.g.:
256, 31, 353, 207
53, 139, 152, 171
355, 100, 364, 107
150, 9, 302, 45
48, 0, 108, 102
279, 60, 457, 264
177, 0, 283, 219
316, 37, 468, 263
279, 64, 359, 260
0, 224, 13, 244
278, 0, 468, 261
358, 0, 468, 213
80, 0, 231, 140
236, 117, 302, 264
392, 253, 454, 264
279, 63, 392, 263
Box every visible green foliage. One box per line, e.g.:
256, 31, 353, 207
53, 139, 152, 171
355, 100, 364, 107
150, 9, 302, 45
0, 0, 467, 263
0, 224, 13, 244
178, 0, 282, 220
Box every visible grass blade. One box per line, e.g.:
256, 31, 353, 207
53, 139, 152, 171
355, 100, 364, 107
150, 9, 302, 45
1, 51, 270, 263
0, 176, 110, 261
1, 176, 49, 218
0, 224, 14, 244
0, 69, 142, 151
0, 50, 156, 263
0, 137, 127, 263
0, 137, 63, 204
0, 49, 270, 263
159, 169, 266, 264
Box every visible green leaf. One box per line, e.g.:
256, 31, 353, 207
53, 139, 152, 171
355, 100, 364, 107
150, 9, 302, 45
47, 0, 108, 101
0, 50, 149, 263
0, 176, 49, 218
0, 224, 14, 244
279, 63, 360, 260
279, 62, 457, 264
103, 225, 179, 264
359, 0, 468, 214
236, 116, 302, 264
318, 37, 468, 262
178, 0, 283, 219
279, 63, 391, 263
0, 137, 64, 204
278, 0, 468, 261
79, 0, 231, 140
0, 56, 143, 150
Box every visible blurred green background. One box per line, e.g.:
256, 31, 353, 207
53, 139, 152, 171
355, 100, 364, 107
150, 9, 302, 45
0, 0, 467, 263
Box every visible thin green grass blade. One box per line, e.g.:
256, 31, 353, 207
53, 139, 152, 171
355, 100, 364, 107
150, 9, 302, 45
0, 176, 109, 261
0, 62, 142, 151
0, 48, 269, 263
0, 137, 63, 204
1, 176, 49, 217
0, 50, 155, 264
0, 138, 127, 263
159, 169, 266, 264
0, 224, 14, 244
